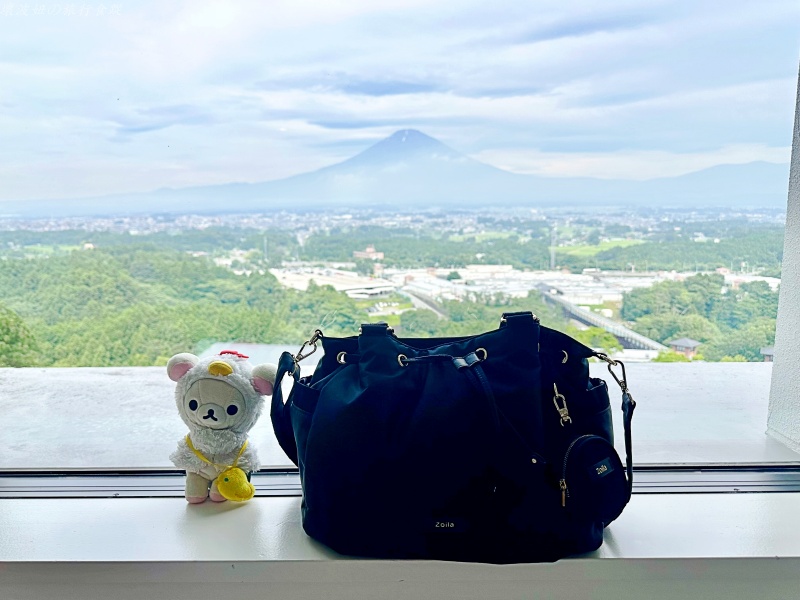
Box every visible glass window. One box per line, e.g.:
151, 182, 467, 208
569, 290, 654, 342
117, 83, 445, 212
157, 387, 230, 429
1, 1, 799, 471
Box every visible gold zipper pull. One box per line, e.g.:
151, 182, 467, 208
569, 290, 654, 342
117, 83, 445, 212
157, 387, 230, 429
559, 479, 567, 507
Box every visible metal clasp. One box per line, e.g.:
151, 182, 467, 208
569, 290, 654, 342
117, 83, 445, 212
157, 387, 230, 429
597, 353, 628, 392
553, 383, 572, 426
597, 353, 636, 406
294, 329, 323, 364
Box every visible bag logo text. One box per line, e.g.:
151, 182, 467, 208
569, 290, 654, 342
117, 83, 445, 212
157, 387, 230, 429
589, 458, 614, 479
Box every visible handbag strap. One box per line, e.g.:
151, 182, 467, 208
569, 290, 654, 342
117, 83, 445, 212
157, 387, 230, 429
621, 389, 635, 494
596, 353, 636, 494
270, 351, 302, 466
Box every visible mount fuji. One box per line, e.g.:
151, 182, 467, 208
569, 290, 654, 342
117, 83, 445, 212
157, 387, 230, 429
0, 129, 790, 217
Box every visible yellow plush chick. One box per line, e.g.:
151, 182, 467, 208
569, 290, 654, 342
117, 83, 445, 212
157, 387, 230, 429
216, 467, 256, 502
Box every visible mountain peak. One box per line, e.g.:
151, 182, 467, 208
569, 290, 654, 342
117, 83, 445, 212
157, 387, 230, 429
341, 129, 464, 169
382, 129, 451, 152
388, 128, 433, 143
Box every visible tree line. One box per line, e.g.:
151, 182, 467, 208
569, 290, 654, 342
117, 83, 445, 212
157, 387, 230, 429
621, 273, 778, 361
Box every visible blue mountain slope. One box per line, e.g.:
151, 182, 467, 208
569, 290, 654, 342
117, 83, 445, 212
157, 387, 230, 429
644, 161, 790, 206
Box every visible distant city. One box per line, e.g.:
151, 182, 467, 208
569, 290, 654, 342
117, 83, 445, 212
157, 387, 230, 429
0, 204, 786, 235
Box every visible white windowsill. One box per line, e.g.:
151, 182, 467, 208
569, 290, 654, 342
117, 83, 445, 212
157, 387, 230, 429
5, 362, 799, 470
2, 493, 799, 599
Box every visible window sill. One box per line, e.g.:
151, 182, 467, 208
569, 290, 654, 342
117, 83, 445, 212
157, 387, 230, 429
4, 362, 798, 469
1, 494, 799, 599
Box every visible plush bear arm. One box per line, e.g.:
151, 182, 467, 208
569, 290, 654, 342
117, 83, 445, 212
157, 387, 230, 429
237, 444, 261, 473
252, 363, 277, 396
169, 438, 207, 474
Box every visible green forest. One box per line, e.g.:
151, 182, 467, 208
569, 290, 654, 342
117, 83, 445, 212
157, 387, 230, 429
621, 273, 778, 361
0, 222, 782, 367
0, 247, 359, 367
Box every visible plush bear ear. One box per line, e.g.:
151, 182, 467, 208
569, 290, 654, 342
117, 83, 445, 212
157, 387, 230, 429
167, 353, 199, 382
251, 363, 277, 396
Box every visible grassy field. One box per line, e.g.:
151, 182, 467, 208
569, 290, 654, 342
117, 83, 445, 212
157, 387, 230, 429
448, 231, 528, 243
556, 239, 644, 257
11, 244, 84, 257
365, 313, 402, 327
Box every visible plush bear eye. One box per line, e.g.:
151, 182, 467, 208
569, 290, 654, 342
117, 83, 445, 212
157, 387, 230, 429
226, 405, 239, 416
188, 399, 198, 411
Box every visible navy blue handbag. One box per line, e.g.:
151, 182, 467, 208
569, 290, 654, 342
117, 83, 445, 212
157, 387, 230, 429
271, 311, 635, 563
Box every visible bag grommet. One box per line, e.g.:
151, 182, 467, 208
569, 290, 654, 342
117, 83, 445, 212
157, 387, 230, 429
475, 347, 488, 361
397, 354, 408, 367
337, 351, 347, 364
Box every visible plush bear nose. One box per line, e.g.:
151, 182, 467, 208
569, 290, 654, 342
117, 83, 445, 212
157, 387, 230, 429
202, 408, 218, 421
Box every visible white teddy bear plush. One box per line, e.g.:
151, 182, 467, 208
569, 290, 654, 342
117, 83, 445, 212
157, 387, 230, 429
167, 350, 277, 503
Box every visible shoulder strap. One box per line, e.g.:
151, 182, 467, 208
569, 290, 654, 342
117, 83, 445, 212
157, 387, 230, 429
621, 390, 636, 493
270, 351, 301, 466
596, 355, 636, 493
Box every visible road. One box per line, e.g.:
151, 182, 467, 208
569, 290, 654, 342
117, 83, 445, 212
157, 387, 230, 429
400, 289, 448, 319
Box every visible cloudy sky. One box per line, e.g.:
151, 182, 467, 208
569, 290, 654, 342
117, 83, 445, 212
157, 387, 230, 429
1, 0, 799, 202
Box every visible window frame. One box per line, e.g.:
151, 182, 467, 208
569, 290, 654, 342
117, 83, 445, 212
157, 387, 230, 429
6, 465, 800, 498
1, 62, 799, 495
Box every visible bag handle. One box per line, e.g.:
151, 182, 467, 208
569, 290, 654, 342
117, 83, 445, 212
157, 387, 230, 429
500, 311, 541, 325
360, 312, 538, 337
270, 329, 329, 466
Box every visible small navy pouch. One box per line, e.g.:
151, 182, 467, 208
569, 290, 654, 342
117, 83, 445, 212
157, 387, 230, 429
560, 434, 629, 525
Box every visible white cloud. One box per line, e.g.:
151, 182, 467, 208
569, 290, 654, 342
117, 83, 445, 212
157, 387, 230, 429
0, 0, 798, 200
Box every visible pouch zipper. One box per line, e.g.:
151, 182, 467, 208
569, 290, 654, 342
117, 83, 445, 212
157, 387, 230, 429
559, 434, 592, 508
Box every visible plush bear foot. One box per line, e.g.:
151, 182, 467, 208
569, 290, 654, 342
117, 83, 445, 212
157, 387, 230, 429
209, 479, 227, 502
185, 472, 210, 503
